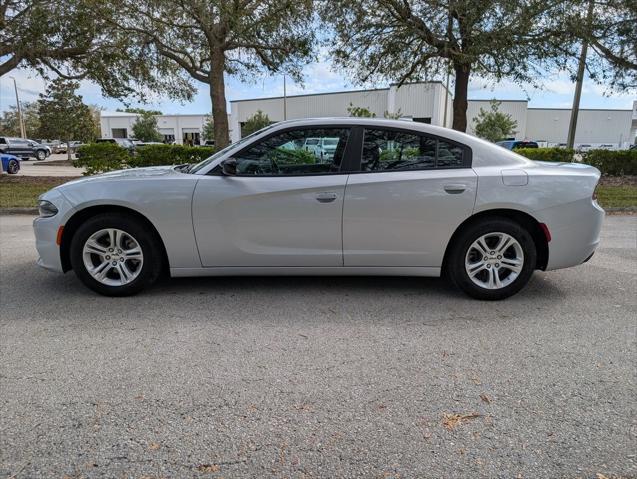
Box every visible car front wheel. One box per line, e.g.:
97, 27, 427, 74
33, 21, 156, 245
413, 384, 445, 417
447, 218, 536, 300
69, 214, 163, 296
36, 150, 47, 160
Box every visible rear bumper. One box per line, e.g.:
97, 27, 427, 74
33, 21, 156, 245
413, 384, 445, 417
536, 198, 604, 271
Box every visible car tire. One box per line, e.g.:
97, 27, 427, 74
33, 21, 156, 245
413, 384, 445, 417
446, 218, 537, 300
36, 149, 46, 161
6, 159, 19, 174
69, 213, 164, 296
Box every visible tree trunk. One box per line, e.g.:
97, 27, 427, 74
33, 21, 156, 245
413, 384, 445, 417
67, 140, 72, 161
209, 50, 230, 148
451, 63, 471, 132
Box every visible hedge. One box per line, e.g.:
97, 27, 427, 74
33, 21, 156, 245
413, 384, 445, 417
584, 149, 637, 176
74, 143, 216, 175
514, 147, 575, 163
516, 147, 637, 176
129, 144, 216, 168
74, 143, 130, 176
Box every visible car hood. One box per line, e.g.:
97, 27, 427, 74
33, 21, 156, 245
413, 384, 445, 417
59, 166, 179, 187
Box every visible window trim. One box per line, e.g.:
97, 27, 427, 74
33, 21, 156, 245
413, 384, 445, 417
351, 125, 473, 174
208, 124, 357, 177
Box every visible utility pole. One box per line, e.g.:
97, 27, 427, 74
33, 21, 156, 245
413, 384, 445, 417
566, 0, 594, 150
443, 60, 451, 128
283, 75, 287, 121
10, 76, 26, 138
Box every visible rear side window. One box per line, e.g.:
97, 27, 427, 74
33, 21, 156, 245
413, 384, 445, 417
361, 128, 467, 172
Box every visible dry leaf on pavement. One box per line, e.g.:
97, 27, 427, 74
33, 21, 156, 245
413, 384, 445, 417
443, 412, 482, 430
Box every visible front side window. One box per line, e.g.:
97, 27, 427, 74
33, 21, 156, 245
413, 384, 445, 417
232, 128, 350, 176
362, 128, 466, 171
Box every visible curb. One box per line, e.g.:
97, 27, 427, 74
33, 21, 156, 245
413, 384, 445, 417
605, 207, 637, 214
0, 207, 38, 215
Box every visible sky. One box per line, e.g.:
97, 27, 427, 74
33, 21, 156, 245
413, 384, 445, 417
1, 54, 635, 115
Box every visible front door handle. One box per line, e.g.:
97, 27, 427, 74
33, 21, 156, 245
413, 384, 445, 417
443, 183, 466, 194
315, 192, 338, 203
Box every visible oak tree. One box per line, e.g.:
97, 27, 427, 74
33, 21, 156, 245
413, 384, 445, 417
1, 0, 193, 102
114, 0, 315, 148
321, 0, 575, 132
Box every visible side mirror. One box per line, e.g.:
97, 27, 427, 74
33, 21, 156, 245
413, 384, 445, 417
221, 158, 237, 176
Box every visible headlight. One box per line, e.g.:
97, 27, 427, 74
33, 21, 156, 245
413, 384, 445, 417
38, 200, 58, 218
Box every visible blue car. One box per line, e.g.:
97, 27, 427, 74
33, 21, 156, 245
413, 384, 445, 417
496, 140, 539, 150
1, 154, 20, 174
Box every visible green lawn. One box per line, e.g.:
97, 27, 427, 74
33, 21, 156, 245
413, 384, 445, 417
0, 176, 75, 208
596, 185, 637, 208
1, 175, 636, 209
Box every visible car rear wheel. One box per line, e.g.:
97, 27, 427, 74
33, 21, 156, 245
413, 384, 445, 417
36, 149, 46, 160
6, 159, 19, 174
447, 218, 536, 300
69, 213, 163, 296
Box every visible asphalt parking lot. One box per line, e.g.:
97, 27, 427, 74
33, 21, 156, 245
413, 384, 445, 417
1, 214, 635, 478
17, 153, 83, 177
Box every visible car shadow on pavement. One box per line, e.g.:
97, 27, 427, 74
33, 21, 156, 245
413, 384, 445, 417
4, 259, 565, 306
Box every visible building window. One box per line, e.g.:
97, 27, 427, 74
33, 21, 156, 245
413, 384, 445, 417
111, 128, 128, 138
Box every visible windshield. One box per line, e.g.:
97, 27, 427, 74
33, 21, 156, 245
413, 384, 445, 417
188, 124, 277, 174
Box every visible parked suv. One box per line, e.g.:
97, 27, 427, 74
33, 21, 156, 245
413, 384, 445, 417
0, 137, 50, 160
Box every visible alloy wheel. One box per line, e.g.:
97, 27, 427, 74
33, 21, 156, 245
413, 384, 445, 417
464, 232, 524, 290
82, 228, 144, 286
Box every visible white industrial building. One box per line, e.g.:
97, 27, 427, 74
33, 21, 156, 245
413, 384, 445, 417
100, 82, 637, 148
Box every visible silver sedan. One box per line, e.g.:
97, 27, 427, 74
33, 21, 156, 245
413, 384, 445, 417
34, 118, 604, 300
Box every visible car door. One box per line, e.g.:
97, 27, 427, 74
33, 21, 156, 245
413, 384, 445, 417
192, 126, 353, 267
7, 138, 28, 157
342, 127, 477, 267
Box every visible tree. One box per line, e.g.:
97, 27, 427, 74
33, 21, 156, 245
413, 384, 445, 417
36, 80, 98, 159
202, 117, 215, 142
0, 102, 40, 138
384, 109, 403, 120
242, 110, 272, 136
321, 0, 575, 132
113, 0, 315, 148
570, 0, 636, 91
472, 100, 518, 142
347, 103, 376, 117
131, 111, 162, 142
1, 0, 194, 102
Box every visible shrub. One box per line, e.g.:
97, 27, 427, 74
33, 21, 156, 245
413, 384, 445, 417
516, 147, 637, 176
74, 143, 130, 175
583, 149, 637, 176
515, 147, 575, 163
74, 143, 216, 175
129, 144, 216, 168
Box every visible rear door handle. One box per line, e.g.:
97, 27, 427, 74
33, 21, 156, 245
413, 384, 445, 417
315, 192, 338, 203
443, 183, 466, 194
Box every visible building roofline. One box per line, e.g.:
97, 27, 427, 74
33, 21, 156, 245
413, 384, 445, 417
230, 81, 446, 104
527, 107, 631, 112
467, 99, 528, 103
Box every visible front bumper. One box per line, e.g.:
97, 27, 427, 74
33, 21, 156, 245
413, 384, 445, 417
33, 189, 75, 273
33, 216, 64, 272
